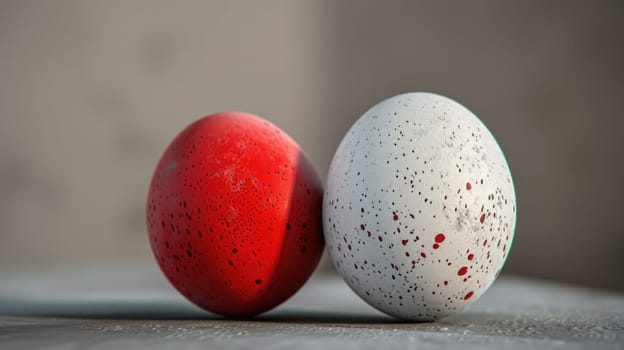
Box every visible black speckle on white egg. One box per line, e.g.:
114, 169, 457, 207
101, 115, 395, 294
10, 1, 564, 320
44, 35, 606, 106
323, 92, 516, 321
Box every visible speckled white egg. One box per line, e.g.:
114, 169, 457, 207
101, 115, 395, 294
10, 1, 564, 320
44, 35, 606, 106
323, 92, 516, 321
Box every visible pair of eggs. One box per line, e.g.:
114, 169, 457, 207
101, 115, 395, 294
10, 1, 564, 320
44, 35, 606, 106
146, 92, 517, 321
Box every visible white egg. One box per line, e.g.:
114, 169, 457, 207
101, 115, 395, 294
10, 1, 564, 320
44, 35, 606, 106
323, 92, 516, 321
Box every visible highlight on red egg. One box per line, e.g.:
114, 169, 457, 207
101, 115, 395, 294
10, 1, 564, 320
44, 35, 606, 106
146, 112, 325, 317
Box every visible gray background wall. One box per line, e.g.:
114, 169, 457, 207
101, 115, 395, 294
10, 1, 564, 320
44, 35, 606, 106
1, 0, 622, 291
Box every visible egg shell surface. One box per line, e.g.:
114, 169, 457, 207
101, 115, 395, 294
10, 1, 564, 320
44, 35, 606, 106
323, 92, 516, 321
147, 112, 324, 317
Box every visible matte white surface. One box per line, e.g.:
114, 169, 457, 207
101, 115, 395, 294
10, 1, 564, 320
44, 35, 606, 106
324, 93, 516, 320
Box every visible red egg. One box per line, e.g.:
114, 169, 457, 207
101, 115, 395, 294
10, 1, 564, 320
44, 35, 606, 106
146, 112, 324, 316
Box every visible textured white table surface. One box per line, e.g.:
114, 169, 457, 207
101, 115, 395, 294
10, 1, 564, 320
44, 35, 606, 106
0, 264, 622, 350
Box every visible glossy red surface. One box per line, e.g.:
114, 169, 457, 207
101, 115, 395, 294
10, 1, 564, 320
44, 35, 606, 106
146, 112, 324, 316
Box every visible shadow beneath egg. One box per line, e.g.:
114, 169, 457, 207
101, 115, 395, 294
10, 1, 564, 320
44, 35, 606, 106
257, 310, 400, 324
3, 293, 615, 342
0, 298, 211, 320
0, 295, 399, 323
0, 303, 398, 325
